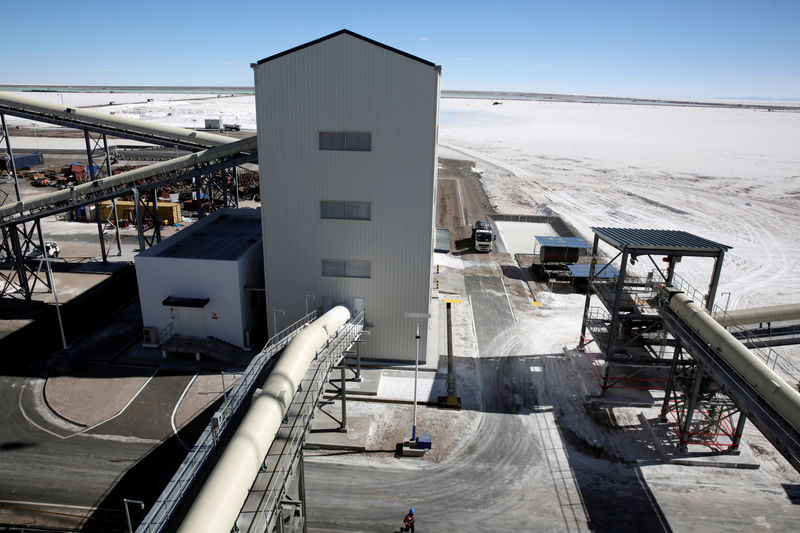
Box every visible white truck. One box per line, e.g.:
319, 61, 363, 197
472, 220, 496, 252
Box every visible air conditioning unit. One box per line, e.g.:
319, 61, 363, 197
142, 327, 160, 347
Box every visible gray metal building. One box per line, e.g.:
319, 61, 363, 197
253, 30, 440, 362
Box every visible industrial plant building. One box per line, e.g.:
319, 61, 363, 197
136, 208, 265, 352
253, 30, 440, 362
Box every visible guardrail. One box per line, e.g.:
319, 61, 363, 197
137, 309, 319, 533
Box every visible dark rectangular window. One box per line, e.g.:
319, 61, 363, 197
322, 259, 371, 279
321, 201, 371, 220
319, 131, 371, 151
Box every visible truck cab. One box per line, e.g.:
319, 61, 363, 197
472, 220, 496, 252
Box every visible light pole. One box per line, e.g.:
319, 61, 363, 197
123, 498, 144, 533
304, 293, 316, 316
41, 258, 67, 354
404, 312, 430, 442
272, 308, 285, 336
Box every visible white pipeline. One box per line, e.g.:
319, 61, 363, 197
177, 306, 351, 533
713, 303, 800, 327
669, 292, 800, 430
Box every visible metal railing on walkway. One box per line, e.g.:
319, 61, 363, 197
137, 310, 319, 533
237, 312, 365, 533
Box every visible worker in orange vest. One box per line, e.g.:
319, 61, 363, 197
402, 508, 415, 532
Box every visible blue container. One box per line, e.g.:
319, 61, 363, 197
417, 434, 432, 449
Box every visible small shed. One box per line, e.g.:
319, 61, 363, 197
535, 236, 591, 264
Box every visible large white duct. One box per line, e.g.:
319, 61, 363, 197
0, 92, 234, 148
713, 304, 800, 327
177, 306, 351, 533
669, 292, 800, 430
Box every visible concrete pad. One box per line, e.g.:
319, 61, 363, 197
494, 220, 557, 255
377, 371, 446, 403
306, 412, 370, 451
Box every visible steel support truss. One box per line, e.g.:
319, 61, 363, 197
0, 219, 52, 299
660, 338, 746, 452
1, 150, 253, 300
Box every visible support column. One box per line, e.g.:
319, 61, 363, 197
666, 256, 678, 285
681, 366, 705, 452
1, 114, 21, 202
111, 198, 122, 256
194, 176, 204, 218
579, 234, 599, 348
660, 338, 682, 420
133, 188, 146, 251
152, 191, 162, 243
339, 363, 347, 431
298, 445, 308, 533
85, 130, 108, 263
232, 167, 240, 208
606, 246, 629, 357
730, 411, 748, 452
706, 251, 725, 311
8, 224, 31, 299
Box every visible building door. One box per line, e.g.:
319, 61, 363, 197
175, 307, 206, 337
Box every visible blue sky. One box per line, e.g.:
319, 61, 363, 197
3, 0, 799, 99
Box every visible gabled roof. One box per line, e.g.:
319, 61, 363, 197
253, 29, 436, 68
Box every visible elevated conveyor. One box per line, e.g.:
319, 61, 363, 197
659, 288, 800, 471
0, 92, 234, 150
0, 136, 256, 226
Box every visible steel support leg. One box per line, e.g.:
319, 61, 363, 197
194, 177, 204, 218
706, 251, 725, 311
339, 363, 347, 431
111, 198, 122, 256
606, 247, 629, 358
1, 114, 21, 202
299, 445, 308, 533
8, 224, 31, 299
152, 192, 161, 243
730, 412, 748, 452
579, 234, 600, 348
660, 338, 682, 420
681, 367, 705, 452
133, 189, 146, 251
233, 167, 239, 207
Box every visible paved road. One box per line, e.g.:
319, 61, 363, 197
0, 371, 197, 530
304, 271, 592, 533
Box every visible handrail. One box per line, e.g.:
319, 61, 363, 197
137, 309, 319, 533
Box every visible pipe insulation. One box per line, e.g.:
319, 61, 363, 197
0, 136, 257, 221
0, 92, 234, 148
668, 291, 800, 430
177, 306, 351, 533
713, 304, 800, 327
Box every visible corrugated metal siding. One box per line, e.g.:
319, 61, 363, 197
255, 33, 439, 362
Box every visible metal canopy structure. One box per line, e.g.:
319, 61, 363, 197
577, 226, 800, 465
579, 226, 731, 382
592, 227, 731, 256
